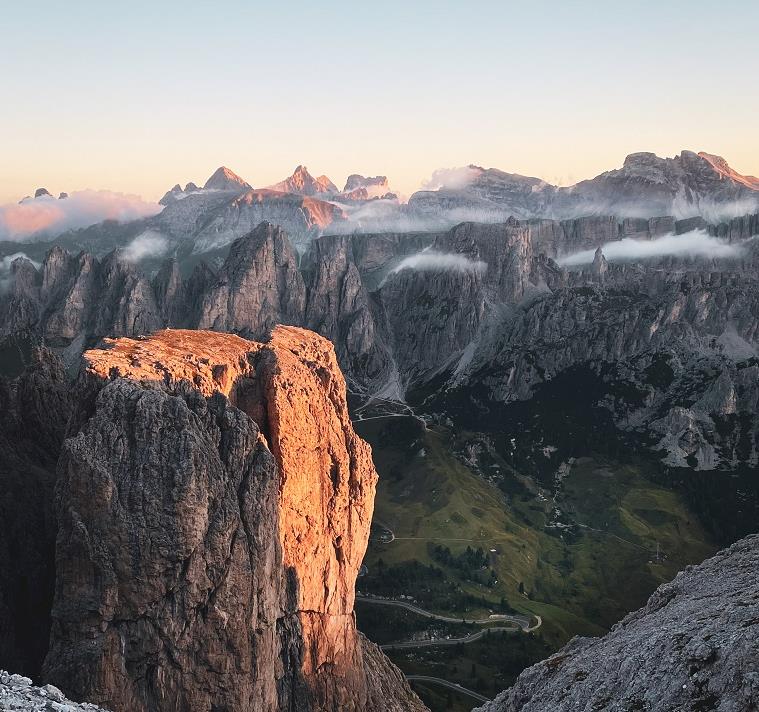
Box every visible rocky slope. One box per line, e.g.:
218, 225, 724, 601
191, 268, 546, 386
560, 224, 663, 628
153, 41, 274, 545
41, 327, 424, 712
438, 255, 759, 472
474, 534, 759, 712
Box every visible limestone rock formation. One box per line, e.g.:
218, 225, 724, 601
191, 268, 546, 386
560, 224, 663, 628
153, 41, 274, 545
445, 264, 759, 470
590, 246, 608, 283
475, 535, 759, 712
305, 234, 395, 393
43, 327, 425, 712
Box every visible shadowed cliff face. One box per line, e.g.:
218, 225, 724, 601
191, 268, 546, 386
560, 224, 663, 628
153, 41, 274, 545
43, 328, 425, 712
0, 350, 70, 680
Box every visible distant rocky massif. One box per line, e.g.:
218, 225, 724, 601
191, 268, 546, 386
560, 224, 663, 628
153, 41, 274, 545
410, 150, 759, 223
0, 150, 758, 711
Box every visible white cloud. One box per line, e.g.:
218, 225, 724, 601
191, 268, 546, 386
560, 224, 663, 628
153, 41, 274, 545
0, 191, 162, 241
0, 252, 40, 293
0, 252, 40, 272
558, 230, 746, 265
120, 230, 169, 262
422, 166, 481, 191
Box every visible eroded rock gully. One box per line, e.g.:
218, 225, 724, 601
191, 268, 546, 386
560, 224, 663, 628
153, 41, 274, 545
42, 327, 425, 712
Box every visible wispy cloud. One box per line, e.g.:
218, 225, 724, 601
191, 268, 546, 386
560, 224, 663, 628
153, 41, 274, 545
326, 197, 512, 235
120, 230, 169, 262
0, 191, 162, 241
558, 230, 746, 265
672, 196, 759, 223
389, 250, 487, 276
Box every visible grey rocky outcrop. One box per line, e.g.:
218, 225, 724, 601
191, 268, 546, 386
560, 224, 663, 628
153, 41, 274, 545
304, 234, 395, 393
475, 535, 759, 712
0, 672, 108, 712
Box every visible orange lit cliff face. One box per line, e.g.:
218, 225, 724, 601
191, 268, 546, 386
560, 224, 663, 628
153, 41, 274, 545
697, 152, 759, 191
83, 327, 375, 620
47, 327, 424, 712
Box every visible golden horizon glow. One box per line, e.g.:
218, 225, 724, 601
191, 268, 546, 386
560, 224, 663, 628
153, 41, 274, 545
3, 1, 758, 205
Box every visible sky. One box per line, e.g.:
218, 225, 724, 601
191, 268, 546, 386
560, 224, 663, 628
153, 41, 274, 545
2, 0, 758, 204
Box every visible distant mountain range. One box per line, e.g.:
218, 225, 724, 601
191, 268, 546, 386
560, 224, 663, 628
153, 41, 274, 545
5, 151, 758, 260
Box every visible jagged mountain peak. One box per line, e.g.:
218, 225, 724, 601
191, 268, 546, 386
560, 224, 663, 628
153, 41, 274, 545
269, 165, 338, 196
202, 166, 252, 192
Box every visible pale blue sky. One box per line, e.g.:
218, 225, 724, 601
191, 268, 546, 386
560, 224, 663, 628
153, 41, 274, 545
2, 0, 757, 202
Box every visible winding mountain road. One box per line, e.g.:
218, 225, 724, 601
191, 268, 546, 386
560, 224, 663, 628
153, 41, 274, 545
355, 595, 541, 632
406, 676, 491, 703
382, 626, 516, 650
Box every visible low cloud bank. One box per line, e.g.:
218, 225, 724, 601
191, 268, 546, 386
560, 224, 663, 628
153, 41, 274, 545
120, 230, 169, 262
389, 250, 487, 276
558, 230, 746, 265
674, 196, 759, 224
0, 191, 162, 241
328, 198, 511, 235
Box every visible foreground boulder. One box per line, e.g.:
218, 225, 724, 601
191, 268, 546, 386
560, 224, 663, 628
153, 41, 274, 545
43, 327, 425, 712
475, 535, 759, 712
